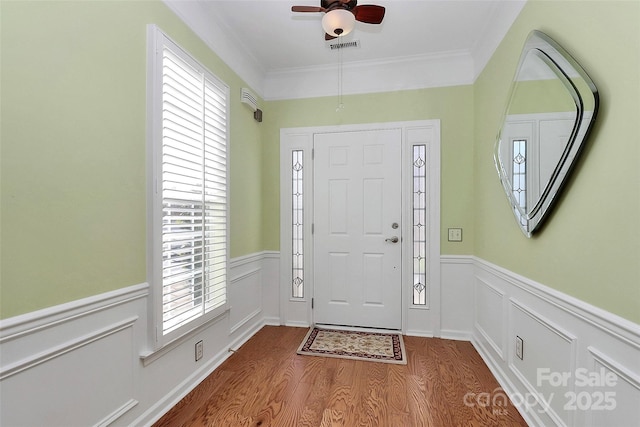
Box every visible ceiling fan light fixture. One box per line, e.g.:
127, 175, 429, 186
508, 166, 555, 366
322, 9, 355, 37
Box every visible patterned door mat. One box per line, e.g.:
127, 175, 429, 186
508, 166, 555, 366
296, 327, 407, 365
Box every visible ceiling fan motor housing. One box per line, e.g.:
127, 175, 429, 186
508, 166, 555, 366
292, 0, 385, 40
322, 0, 357, 12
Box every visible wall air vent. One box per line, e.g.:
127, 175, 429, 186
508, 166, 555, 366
240, 88, 262, 123
328, 40, 361, 50
240, 87, 258, 112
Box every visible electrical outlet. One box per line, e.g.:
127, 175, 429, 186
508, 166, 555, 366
448, 228, 463, 242
195, 340, 203, 361
515, 336, 523, 360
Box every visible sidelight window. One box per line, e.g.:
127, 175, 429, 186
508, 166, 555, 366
291, 150, 304, 298
412, 145, 427, 306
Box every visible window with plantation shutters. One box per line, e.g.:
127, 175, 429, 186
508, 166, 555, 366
148, 26, 229, 343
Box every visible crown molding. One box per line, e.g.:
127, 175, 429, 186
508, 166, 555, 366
263, 50, 475, 101
471, 0, 527, 80
163, 0, 527, 101
162, 0, 266, 97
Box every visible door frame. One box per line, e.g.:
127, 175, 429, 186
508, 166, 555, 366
279, 120, 441, 336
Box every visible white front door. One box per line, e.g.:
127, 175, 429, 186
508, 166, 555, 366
313, 129, 402, 329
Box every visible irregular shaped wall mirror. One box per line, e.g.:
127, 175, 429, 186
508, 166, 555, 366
495, 30, 599, 237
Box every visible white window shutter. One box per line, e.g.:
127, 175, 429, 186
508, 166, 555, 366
155, 36, 229, 338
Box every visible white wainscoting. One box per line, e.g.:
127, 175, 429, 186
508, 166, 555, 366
2, 252, 638, 426
0, 251, 281, 427
259, 250, 282, 326
470, 257, 640, 427
228, 252, 264, 335
440, 255, 474, 340
0, 284, 148, 427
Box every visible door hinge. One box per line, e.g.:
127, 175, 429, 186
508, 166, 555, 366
311, 298, 314, 309
312, 148, 315, 160
312, 223, 314, 234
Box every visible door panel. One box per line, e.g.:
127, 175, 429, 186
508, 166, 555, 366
329, 179, 349, 234
314, 129, 402, 329
328, 252, 348, 302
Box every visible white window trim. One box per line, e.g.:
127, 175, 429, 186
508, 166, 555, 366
145, 24, 230, 350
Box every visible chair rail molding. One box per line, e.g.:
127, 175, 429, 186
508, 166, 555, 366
1, 251, 637, 426
0, 251, 282, 427
470, 257, 640, 427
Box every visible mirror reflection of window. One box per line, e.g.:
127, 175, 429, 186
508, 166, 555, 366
494, 30, 598, 237
512, 138, 527, 226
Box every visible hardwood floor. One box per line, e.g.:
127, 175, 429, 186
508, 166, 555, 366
154, 326, 528, 426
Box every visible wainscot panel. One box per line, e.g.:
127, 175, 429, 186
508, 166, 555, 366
0, 285, 147, 426
475, 277, 507, 360
229, 253, 264, 335
440, 256, 474, 340
509, 300, 577, 426
260, 251, 281, 326
0, 252, 279, 427
472, 258, 640, 427
3, 253, 637, 426
587, 347, 640, 426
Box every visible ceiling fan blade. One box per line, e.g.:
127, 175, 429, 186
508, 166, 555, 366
292, 6, 325, 12
353, 5, 385, 24
325, 32, 337, 41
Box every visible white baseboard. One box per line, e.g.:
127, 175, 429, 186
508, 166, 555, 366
228, 316, 267, 353
471, 333, 543, 427
138, 315, 268, 426
136, 336, 235, 426
440, 329, 472, 341
405, 329, 435, 338
263, 316, 282, 326
470, 257, 640, 427
284, 321, 310, 328
2, 251, 638, 427
0, 251, 283, 427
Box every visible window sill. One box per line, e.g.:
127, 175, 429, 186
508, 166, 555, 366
139, 307, 229, 367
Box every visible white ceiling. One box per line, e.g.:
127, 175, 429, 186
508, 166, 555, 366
164, 0, 526, 100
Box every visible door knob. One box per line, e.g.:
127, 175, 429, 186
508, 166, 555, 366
385, 236, 399, 243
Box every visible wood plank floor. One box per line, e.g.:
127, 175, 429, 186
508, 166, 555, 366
154, 326, 528, 426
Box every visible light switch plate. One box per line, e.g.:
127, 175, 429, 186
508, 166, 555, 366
448, 228, 463, 242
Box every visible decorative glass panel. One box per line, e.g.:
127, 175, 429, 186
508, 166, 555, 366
292, 150, 304, 298
512, 139, 527, 226
412, 145, 427, 305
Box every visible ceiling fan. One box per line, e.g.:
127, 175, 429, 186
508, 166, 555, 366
292, 0, 386, 40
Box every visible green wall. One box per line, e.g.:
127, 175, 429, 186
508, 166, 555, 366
507, 78, 577, 115
0, 0, 263, 318
474, 0, 640, 323
261, 87, 476, 256
2, 0, 638, 325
